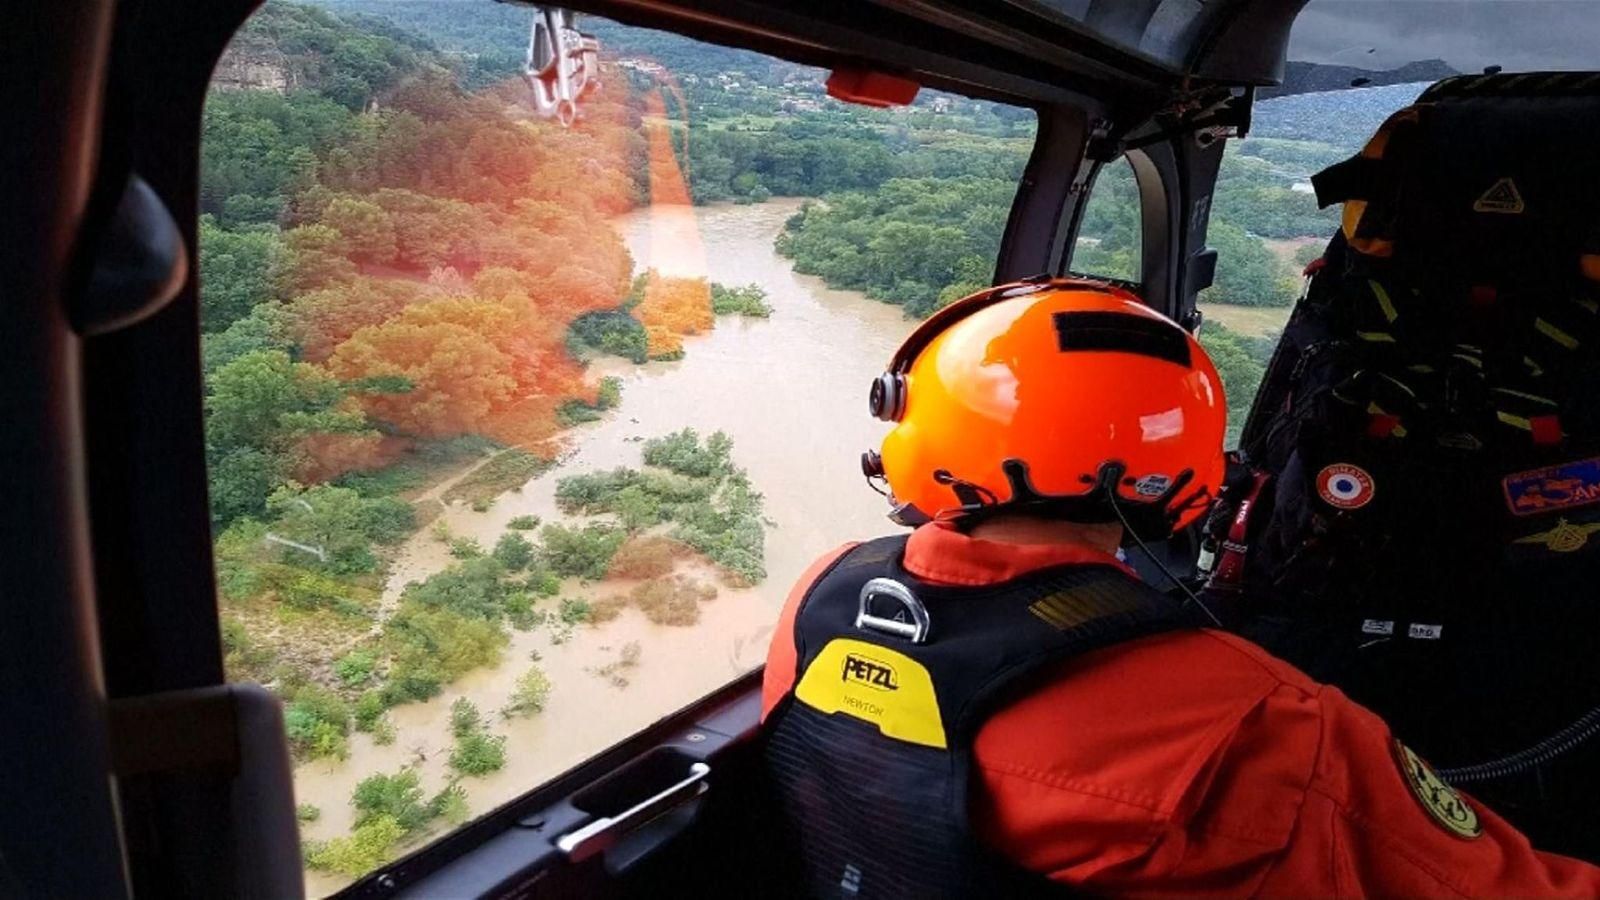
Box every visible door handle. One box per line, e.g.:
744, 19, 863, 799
556, 762, 710, 862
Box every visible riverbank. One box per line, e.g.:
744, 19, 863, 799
295, 198, 908, 895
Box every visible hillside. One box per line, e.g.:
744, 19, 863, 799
1260, 59, 1456, 99
1251, 81, 1434, 151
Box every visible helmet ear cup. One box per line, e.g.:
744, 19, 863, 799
868, 372, 907, 422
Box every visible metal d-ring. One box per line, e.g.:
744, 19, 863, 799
855, 578, 931, 644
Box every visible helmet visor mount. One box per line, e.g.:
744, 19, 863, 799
929, 458, 1206, 544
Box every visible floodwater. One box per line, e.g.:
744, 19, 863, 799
296, 198, 910, 895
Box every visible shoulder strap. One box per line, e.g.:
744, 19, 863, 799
788, 535, 1201, 749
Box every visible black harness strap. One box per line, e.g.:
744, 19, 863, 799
764, 535, 1199, 899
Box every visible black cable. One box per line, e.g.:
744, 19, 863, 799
1109, 496, 1223, 627
1437, 704, 1600, 785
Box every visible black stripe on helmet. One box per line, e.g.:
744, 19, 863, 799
1052, 311, 1192, 367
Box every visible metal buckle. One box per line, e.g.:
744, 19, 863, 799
855, 578, 931, 643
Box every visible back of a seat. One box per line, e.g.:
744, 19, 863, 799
1211, 72, 1600, 861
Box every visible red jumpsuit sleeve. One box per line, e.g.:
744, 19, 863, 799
971, 630, 1600, 897
760, 543, 857, 721
1269, 684, 1600, 898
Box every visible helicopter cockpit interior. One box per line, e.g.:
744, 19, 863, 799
6, 0, 1600, 897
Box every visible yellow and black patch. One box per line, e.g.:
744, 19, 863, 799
1028, 587, 1142, 631
1394, 741, 1482, 839
794, 639, 946, 748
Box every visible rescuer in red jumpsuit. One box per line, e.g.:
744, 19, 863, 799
760, 279, 1600, 898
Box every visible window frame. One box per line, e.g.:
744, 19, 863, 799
79, 0, 1238, 894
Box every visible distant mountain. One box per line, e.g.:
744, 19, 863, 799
1260, 59, 1457, 100
1252, 82, 1437, 153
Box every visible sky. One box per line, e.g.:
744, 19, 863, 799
1289, 1, 1600, 72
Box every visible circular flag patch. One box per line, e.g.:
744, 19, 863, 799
1317, 463, 1375, 510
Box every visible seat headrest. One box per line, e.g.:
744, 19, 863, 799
1310, 71, 1600, 298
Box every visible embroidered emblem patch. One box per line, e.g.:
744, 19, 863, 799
1316, 463, 1375, 510
1514, 517, 1600, 554
1394, 741, 1481, 839
1503, 456, 1600, 516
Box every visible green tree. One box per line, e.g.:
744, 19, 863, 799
198, 216, 288, 332
1200, 222, 1295, 308
321, 195, 398, 265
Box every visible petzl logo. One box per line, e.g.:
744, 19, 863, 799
841, 654, 899, 691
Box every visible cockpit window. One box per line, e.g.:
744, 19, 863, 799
199, 2, 1035, 892
1196, 79, 1433, 447
1072, 158, 1141, 284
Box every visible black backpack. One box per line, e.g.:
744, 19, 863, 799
1204, 72, 1600, 860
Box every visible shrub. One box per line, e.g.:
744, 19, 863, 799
607, 535, 688, 579
588, 594, 629, 624
296, 803, 321, 823
642, 428, 732, 478
450, 698, 483, 739
503, 591, 537, 630
555, 468, 641, 514
283, 684, 351, 761
448, 537, 483, 559
469, 498, 493, 512
430, 783, 469, 825
559, 597, 593, 625
594, 640, 642, 688
430, 520, 452, 542
402, 557, 508, 620
334, 648, 378, 687
221, 616, 275, 679
503, 666, 552, 717
352, 769, 431, 834
540, 523, 624, 580
710, 283, 773, 317
492, 533, 534, 571
524, 567, 562, 597
630, 576, 716, 627
372, 717, 397, 745
305, 815, 404, 876
353, 691, 388, 732
449, 730, 507, 776
382, 604, 508, 704
506, 514, 541, 530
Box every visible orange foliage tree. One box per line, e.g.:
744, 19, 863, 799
633, 269, 713, 358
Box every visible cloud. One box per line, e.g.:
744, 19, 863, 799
1289, 1, 1600, 72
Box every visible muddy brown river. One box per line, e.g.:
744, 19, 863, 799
296, 198, 910, 895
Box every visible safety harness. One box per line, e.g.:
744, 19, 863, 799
764, 535, 1198, 899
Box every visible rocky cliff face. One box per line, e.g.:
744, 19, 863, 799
212, 42, 297, 93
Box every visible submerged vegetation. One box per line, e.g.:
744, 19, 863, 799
556, 428, 767, 584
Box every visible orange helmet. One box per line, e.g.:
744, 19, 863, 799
862, 278, 1226, 539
